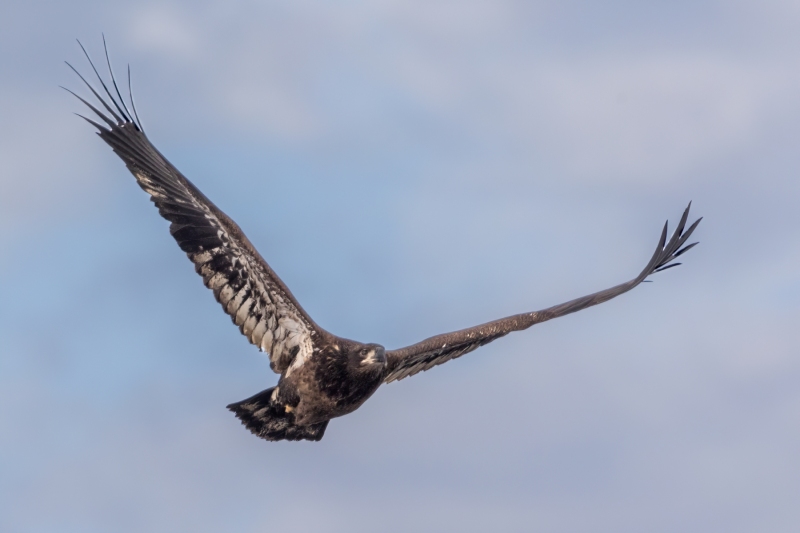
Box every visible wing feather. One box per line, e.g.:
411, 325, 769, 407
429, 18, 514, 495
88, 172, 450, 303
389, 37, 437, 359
67, 43, 327, 374
384, 204, 701, 383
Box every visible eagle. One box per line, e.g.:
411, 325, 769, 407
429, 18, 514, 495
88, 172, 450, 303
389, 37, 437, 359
65, 41, 701, 442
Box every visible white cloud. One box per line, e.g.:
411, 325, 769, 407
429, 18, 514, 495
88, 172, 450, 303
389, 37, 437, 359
512, 54, 792, 182
122, 0, 797, 185
0, 86, 110, 238
128, 4, 201, 59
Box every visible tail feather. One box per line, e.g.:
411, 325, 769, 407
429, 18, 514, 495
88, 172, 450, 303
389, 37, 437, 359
227, 387, 328, 442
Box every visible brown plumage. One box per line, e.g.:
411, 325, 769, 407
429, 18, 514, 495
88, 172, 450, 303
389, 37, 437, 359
67, 40, 701, 442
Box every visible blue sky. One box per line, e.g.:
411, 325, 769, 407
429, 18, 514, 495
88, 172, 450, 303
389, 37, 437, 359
2, 1, 800, 531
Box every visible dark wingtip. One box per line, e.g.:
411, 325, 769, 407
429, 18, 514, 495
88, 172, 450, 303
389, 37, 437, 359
641, 203, 702, 280
73, 112, 110, 132
127, 63, 144, 132
60, 84, 117, 128
71, 37, 135, 127
673, 241, 699, 259
655, 262, 682, 272
102, 33, 136, 128
64, 58, 124, 125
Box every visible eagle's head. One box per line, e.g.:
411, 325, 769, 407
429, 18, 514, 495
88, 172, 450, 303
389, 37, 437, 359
353, 343, 386, 369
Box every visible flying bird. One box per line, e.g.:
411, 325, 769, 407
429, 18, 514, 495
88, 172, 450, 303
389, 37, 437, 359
66, 41, 701, 442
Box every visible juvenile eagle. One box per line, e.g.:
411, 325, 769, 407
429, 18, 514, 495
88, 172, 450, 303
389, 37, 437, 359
66, 42, 701, 442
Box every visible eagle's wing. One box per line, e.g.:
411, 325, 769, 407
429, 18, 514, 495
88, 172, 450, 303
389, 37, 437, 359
66, 42, 326, 375
384, 204, 701, 383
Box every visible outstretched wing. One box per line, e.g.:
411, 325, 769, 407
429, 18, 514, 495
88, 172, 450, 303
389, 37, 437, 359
384, 204, 701, 383
65, 40, 326, 375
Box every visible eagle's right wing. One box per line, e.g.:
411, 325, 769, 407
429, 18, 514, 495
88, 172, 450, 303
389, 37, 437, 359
66, 41, 327, 375
384, 204, 701, 383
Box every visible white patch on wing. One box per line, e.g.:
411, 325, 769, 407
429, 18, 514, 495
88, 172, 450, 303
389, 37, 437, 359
280, 315, 313, 376
260, 329, 274, 353
180, 205, 316, 375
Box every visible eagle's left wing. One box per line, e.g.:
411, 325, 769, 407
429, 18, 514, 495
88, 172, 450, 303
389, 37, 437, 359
65, 41, 328, 375
384, 204, 701, 383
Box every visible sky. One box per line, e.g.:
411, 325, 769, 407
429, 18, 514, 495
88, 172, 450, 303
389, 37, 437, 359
1, 1, 800, 531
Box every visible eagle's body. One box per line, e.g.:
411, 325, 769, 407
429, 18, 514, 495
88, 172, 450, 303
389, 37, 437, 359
230, 340, 387, 440
66, 42, 701, 442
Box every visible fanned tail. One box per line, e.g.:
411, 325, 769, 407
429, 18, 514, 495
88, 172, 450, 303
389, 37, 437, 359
226, 387, 328, 442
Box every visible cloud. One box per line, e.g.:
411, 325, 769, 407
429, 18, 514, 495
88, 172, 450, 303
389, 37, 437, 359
0, 85, 111, 239
110, 1, 800, 185
503, 54, 793, 182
